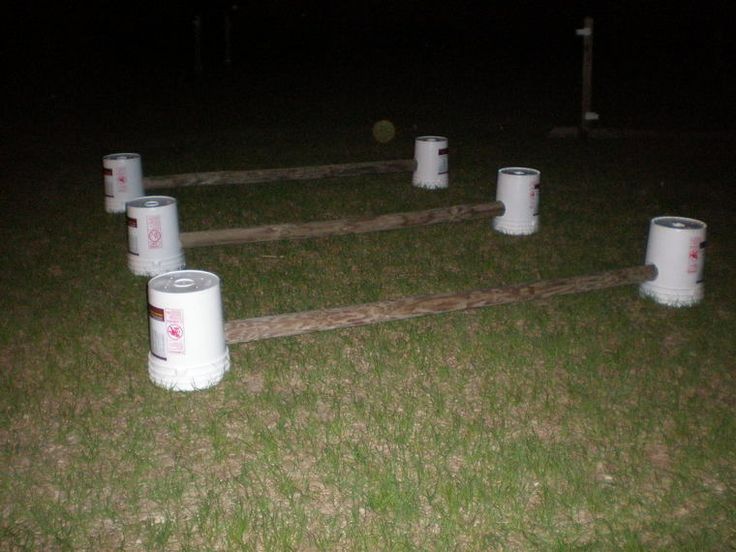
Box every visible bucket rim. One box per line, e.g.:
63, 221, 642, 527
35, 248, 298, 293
103, 152, 141, 161
651, 215, 706, 230
498, 167, 540, 176
415, 135, 448, 142
126, 195, 177, 209
148, 269, 221, 293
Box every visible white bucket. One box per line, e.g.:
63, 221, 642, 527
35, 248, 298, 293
640, 216, 707, 307
412, 136, 448, 189
104, 153, 144, 214
126, 196, 186, 276
492, 167, 540, 235
147, 270, 230, 391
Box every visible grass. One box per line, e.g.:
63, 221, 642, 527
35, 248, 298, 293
1, 51, 735, 550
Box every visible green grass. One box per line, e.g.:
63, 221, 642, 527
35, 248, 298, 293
1, 67, 735, 550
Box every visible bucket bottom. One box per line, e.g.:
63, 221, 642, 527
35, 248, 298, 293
639, 283, 703, 307
148, 348, 230, 391
492, 218, 539, 236
105, 201, 127, 214
412, 177, 448, 190
129, 252, 186, 277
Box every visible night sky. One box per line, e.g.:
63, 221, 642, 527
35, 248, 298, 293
2, 1, 734, 130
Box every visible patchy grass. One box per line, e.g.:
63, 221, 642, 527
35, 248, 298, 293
1, 62, 735, 550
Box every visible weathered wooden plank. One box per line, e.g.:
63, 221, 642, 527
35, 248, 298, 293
224, 264, 657, 344
180, 202, 505, 248
143, 159, 417, 189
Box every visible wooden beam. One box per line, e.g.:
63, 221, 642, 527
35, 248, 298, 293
180, 202, 505, 248
143, 159, 417, 190
580, 16, 594, 136
224, 264, 657, 344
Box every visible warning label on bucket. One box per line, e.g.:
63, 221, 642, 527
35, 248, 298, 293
438, 148, 449, 175
148, 304, 185, 359
165, 309, 185, 354
104, 169, 115, 198
688, 237, 700, 274
116, 166, 127, 192
530, 183, 540, 216
127, 217, 139, 255
147, 215, 162, 250
148, 304, 167, 360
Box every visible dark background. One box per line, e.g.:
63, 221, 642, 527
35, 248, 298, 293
2, 1, 734, 133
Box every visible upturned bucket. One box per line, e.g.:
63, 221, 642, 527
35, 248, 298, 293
640, 216, 706, 307
127, 196, 185, 276
147, 270, 230, 391
103, 153, 143, 214
492, 167, 540, 236
412, 136, 448, 189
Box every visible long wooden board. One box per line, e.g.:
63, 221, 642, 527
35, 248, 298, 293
143, 159, 417, 190
180, 202, 505, 248
224, 265, 657, 344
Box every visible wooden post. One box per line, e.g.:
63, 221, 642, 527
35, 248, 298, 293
224, 265, 657, 344
143, 159, 416, 190
180, 202, 504, 248
577, 16, 595, 137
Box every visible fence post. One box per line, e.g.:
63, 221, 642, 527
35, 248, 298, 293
576, 17, 597, 137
